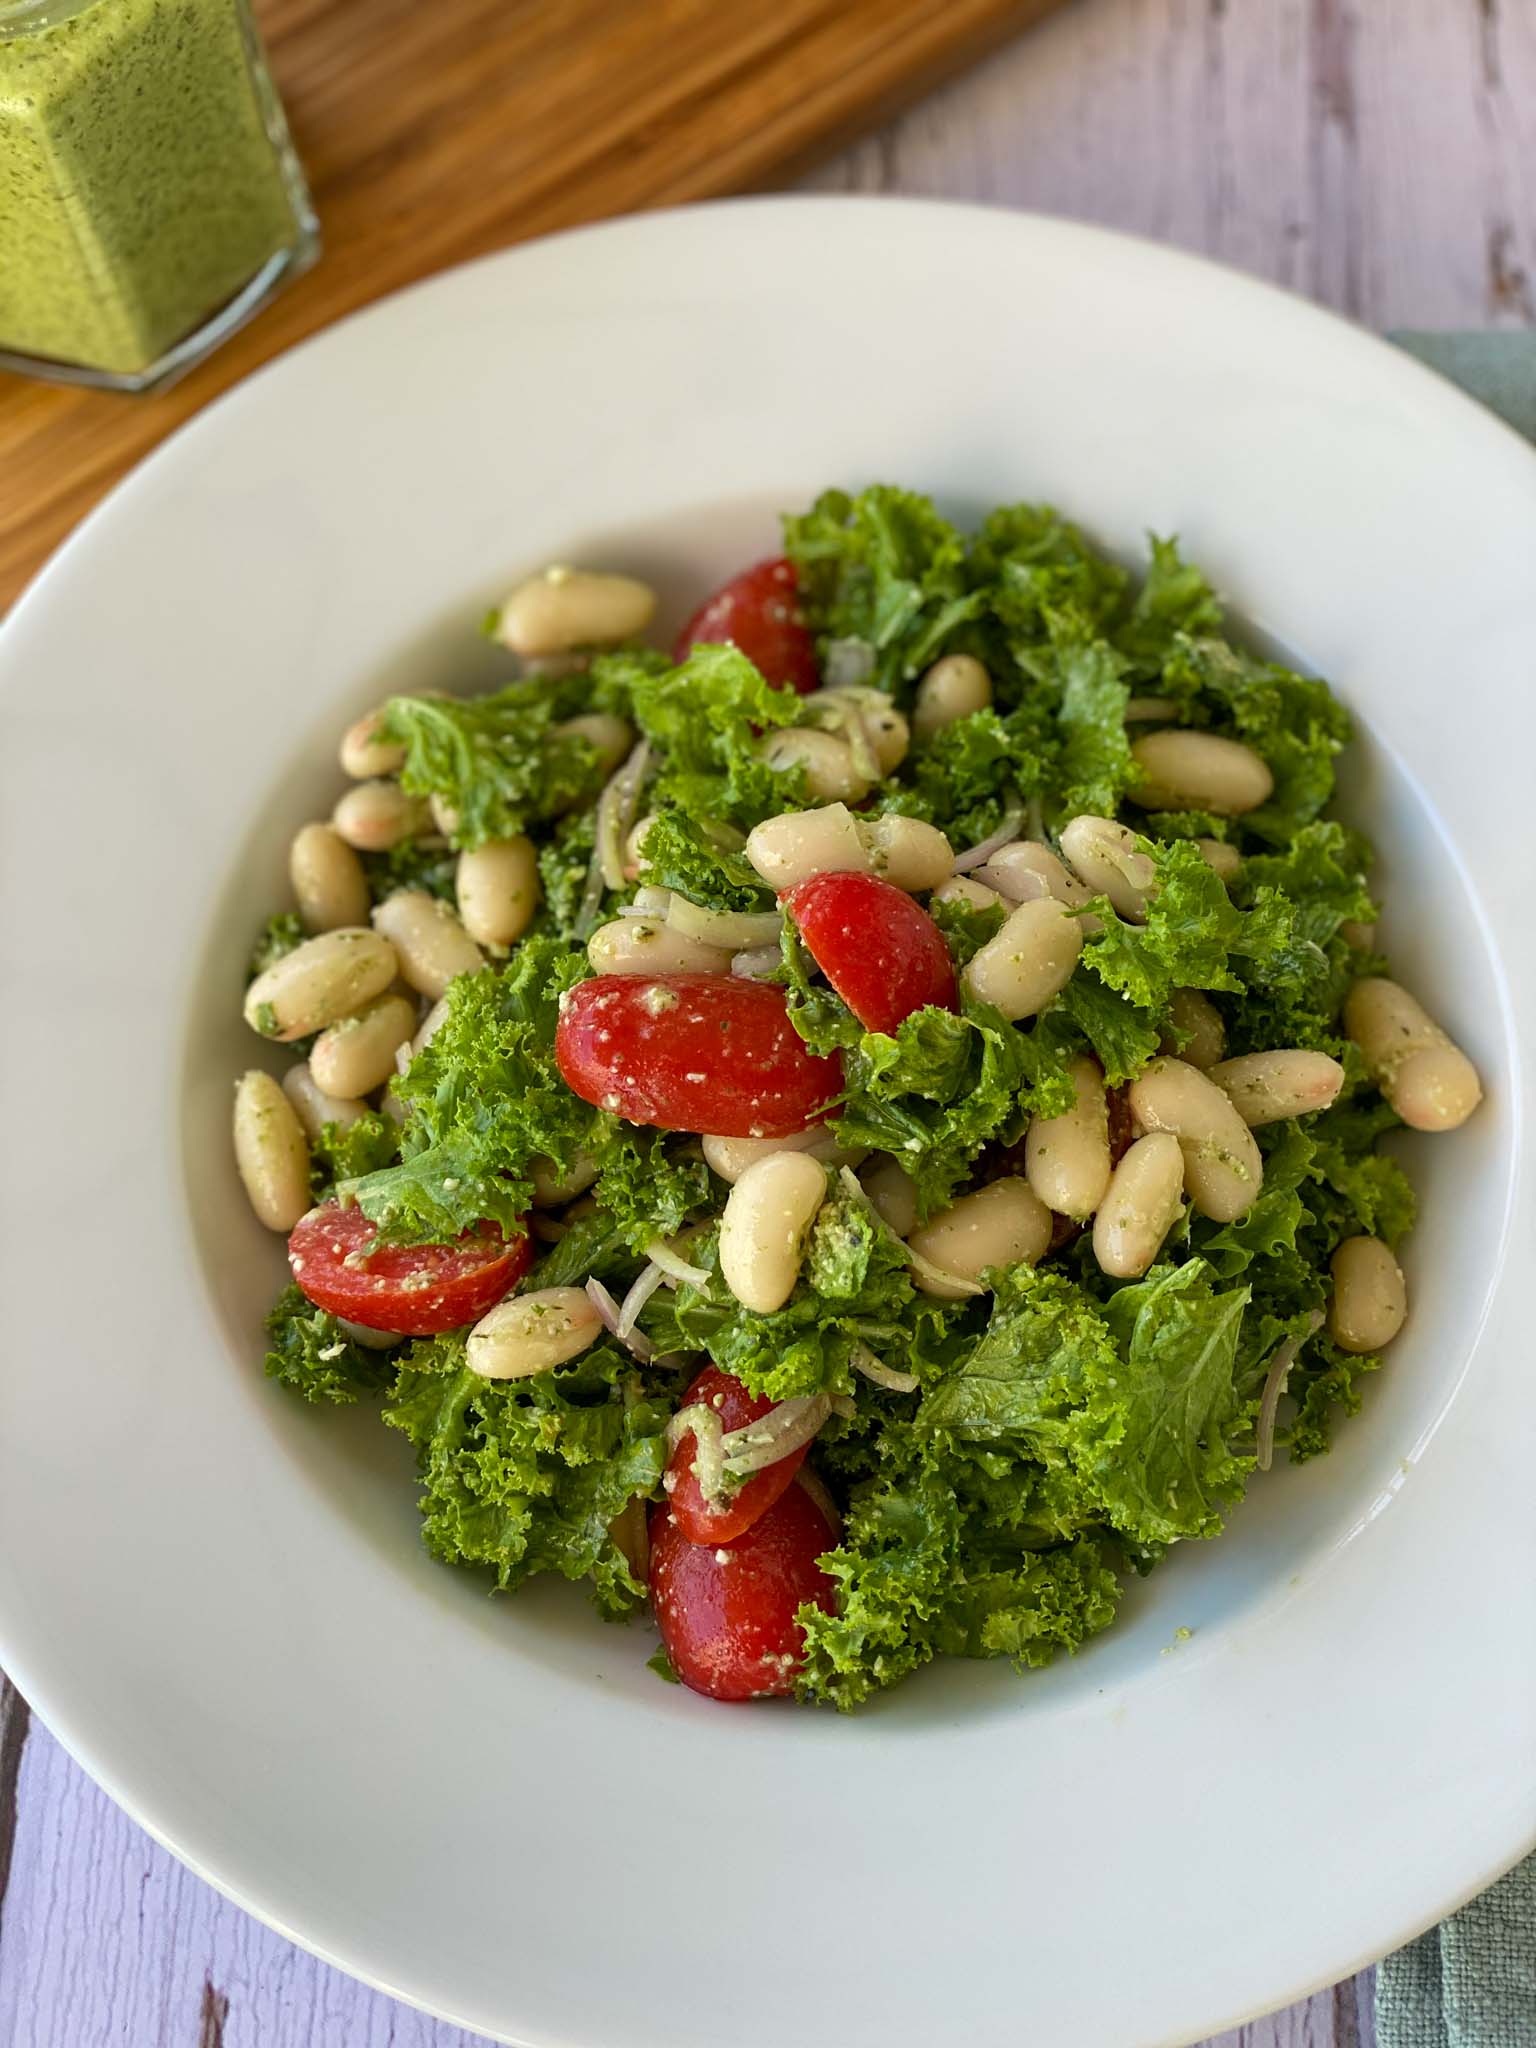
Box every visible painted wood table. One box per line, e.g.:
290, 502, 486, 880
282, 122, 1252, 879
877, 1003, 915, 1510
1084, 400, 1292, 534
2, 1, 1530, 2042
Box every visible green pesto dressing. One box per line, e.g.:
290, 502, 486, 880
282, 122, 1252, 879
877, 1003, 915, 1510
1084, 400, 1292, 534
0, 0, 311, 377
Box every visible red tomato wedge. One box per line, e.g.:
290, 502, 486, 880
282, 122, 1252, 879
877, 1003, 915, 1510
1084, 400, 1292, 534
555, 975, 841, 1138
784, 870, 958, 1034
673, 556, 820, 694
665, 1365, 810, 1546
287, 1203, 531, 1334
650, 1480, 837, 1701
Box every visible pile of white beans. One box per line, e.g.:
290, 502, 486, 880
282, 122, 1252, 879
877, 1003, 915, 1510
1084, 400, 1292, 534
236, 569, 1483, 1382
233, 566, 650, 1244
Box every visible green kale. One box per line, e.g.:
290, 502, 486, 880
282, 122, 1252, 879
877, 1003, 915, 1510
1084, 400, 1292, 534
247, 911, 304, 981
784, 485, 981, 695
308, 1110, 400, 1200
263, 1285, 394, 1404
381, 679, 610, 848
342, 937, 600, 1241
383, 1338, 670, 1615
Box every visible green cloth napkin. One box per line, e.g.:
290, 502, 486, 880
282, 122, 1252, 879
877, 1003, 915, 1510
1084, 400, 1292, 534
1371, 330, 1536, 2048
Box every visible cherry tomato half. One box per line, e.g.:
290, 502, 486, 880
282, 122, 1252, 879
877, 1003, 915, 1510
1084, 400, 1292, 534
673, 556, 820, 694
784, 870, 958, 1034
555, 975, 842, 1138
287, 1203, 531, 1334
650, 1479, 838, 1701
665, 1365, 809, 1546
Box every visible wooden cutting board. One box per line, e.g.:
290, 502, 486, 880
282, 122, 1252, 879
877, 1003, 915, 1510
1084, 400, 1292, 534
0, 0, 1065, 609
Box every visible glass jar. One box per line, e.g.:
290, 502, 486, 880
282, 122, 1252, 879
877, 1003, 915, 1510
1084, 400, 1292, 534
0, 0, 319, 392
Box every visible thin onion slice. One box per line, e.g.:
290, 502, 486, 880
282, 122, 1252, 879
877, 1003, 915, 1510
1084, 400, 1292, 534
666, 1402, 726, 1501
952, 807, 1026, 873
617, 1258, 666, 1339
585, 1276, 655, 1362
824, 638, 875, 688
851, 1341, 919, 1394
721, 1394, 832, 1479
795, 1464, 843, 1540
731, 945, 783, 981
666, 895, 783, 951
1255, 1310, 1326, 1472
645, 1236, 711, 1287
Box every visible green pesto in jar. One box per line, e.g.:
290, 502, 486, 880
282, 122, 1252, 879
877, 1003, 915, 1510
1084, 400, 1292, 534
0, 0, 308, 377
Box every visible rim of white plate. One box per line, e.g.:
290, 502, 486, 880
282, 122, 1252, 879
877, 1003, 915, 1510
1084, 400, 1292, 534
0, 198, 1532, 2048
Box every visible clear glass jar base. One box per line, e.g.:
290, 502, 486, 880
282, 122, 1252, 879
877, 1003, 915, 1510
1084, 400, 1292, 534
0, 225, 320, 395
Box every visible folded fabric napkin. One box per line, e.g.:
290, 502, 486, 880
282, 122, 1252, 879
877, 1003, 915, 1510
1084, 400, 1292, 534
1371, 331, 1536, 2048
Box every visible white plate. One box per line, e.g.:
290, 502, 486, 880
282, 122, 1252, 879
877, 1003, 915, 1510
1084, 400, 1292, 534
0, 199, 1533, 2048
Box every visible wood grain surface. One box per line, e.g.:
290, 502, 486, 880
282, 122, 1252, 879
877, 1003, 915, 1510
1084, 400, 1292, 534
5, 0, 1532, 2043
0, 0, 1060, 611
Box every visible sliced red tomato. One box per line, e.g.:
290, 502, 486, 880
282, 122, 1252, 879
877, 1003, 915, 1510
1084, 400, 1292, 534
650, 1480, 837, 1701
673, 556, 820, 694
784, 870, 958, 1034
287, 1203, 531, 1334
665, 1365, 809, 1546
555, 974, 841, 1138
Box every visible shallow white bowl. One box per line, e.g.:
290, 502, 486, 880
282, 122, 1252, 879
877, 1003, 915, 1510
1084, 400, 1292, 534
0, 199, 1533, 2048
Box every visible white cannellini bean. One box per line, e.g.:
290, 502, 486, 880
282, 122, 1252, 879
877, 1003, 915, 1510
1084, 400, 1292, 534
1158, 987, 1226, 1070
746, 802, 869, 890
281, 1063, 368, 1140
331, 779, 430, 852
1025, 1055, 1111, 1220
703, 1126, 858, 1184
554, 712, 635, 778
339, 706, 406, 780
913, 653, 991, 740
588, 916, 733, 977
932, 875, 1004, 913
529, 1150, 601, 1206
1127, 1056, 1264, 1222
288, 822, 371, 933
1091, 1132, 1185, 1279
309, 992, 417, 1099
233, 1071, 310, 1232
963, 898, 1084, 1020
412, 995, 452, 1057
1209, 1049, 1345, 1126
718, 1151, 828, 1314
909, 1178, 1052, 1299
860, 814, 954, 892
429, 792, 461, 839
1340, 918, 1377, 952
861, 1156, 920, 1239
1128, 730, 1274, 817
495, 568, 656, 657
1328, 1235, 1409, 1353
467, 1288, 603, 1378
974, 839, 1094, 910
817, 686, 911, 774
244, 928, 398, 1041
1343, 977, 1483, 1132
1196, 837, 1242, 881
456, 835, 540, 949
757, 727, 871, 804
1059, 815, 1157, 922
372, 890, 485, 999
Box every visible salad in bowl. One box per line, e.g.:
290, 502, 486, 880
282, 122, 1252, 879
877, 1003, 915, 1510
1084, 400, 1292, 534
232, 485, 1481, 1707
